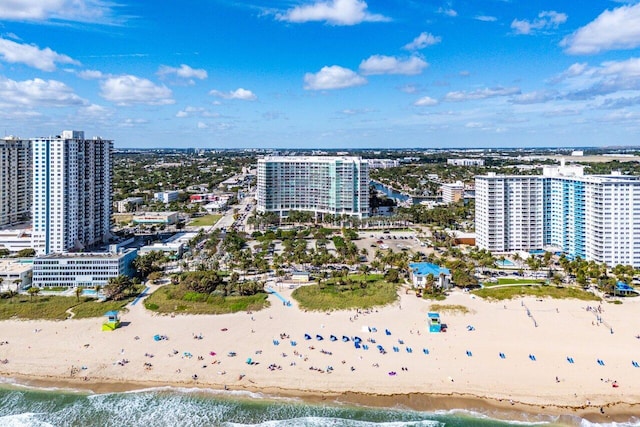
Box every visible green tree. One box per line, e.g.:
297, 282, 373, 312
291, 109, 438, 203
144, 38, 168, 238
27, 286, 40, 302
104, 275, 134, 301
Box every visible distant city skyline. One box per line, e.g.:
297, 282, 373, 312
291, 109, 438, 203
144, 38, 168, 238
1, 1, 640, 148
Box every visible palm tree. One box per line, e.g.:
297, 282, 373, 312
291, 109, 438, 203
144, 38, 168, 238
75, 286, 82, 302
27, 286, 40, 302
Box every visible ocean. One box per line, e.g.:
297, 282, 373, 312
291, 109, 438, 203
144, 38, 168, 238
0, 383, 637, 427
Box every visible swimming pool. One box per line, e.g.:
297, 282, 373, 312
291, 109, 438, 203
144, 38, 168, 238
82, 289, 98, 296
496, 259, 515, 267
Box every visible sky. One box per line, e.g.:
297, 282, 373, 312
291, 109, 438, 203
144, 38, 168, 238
2, 1, 640, 149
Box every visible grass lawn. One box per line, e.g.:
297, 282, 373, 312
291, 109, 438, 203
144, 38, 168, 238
292, 276, 398, 311
0, 295, 134, 320
143, 285, 269, 314
496, 278, 546, 285
188, 214, 222, 227
472, 285, 601, 301
429, 304, 471, 314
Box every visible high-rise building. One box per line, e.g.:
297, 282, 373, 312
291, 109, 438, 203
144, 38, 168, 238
257, 156, 369, 219
31, 130, 113, 255
0, 137, 31, 227
476, 162, 640, 267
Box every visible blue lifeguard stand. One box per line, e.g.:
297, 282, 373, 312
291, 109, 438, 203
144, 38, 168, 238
103, 310, 121, 331
427, 312, 441, 333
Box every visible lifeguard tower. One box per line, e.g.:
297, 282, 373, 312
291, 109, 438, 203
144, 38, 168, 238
427, 312, 441, 333
102, 310, 121, 331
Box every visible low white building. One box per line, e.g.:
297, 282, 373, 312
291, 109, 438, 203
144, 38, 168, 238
115, 197, 144, 213
133, 212, 179, 225
0, 227, 40, 254
0, 259, 33, 291
138, 232, 196, 258
447, 158, 485, 166
408, 263, 451, 289
154, 191, 180, 204
32, 249, 138, 288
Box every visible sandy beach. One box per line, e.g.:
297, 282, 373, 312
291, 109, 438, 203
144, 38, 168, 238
1, 286, 639, 423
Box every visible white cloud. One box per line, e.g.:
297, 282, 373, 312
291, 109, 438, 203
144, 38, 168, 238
78, 103, 109, 117
562, 4, 640, 54
414, 96, 438, 106
465, 121, 483, 128
403, 32, 441, 50
0, 0, 120, 24
546, 58, 640, 101
599, 57, 640, 77
176, 106, 219, 118
511, 10, 567, 35
197, 122, 208, 129
277, 0, 389, 25
399, 84, 420, 94
437, 7, 457, 17
0, 76, 86, 107
100, 75, 174, 105
359, 55, 428, 75
444, 86, 520, 102
0, 37, 78, 71
475, 15, 497, 22
304, 65, 367, 90
158, 64, 208, 80
510, 90, 558, 104
209, 88, 257, 100
77, 69, 105, 79
121, 118, 148, 127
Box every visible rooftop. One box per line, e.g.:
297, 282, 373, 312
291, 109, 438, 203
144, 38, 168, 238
409, 262, 451, 277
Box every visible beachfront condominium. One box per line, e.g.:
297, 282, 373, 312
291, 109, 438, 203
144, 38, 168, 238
0, 137, 31, 227
476, 162, 640, 267
257, 156, 369, 219
31, 131, 113, 255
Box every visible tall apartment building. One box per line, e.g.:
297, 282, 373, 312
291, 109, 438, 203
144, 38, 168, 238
31, 130, 113, 255
476, 163, 640, 267
257, 156, 369, 219
0, 137, 31, 227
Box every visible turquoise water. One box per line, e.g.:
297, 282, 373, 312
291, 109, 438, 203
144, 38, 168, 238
0, 382, 632, 427
496, 260, 515, 267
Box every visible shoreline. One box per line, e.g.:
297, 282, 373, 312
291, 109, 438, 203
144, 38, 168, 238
2, 372, 637, 425
1, 288, 640, 425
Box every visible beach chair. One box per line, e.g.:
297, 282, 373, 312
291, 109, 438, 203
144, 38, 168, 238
342, 336, 349, 342
330, 335, 337, 342
499, 352, 506, 359
423, 348, 429, 355
393, 346, 399, 353
529, 354, 536, 361
385, 329, 391, 336
362, 345, 369, 350
290, 341, 297, 347
466, 350, 473, 357
316, 335, 323, 341
406, 347, 412, 353
632, 361, 639, 368
304, 334, 311, 340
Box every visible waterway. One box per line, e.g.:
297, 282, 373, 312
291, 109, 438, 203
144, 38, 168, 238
371, 181, 427, 205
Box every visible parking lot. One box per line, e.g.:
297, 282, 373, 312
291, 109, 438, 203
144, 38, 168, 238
354, 230, 431, 261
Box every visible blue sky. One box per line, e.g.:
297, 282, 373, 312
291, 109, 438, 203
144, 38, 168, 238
1, 1, 640, 149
